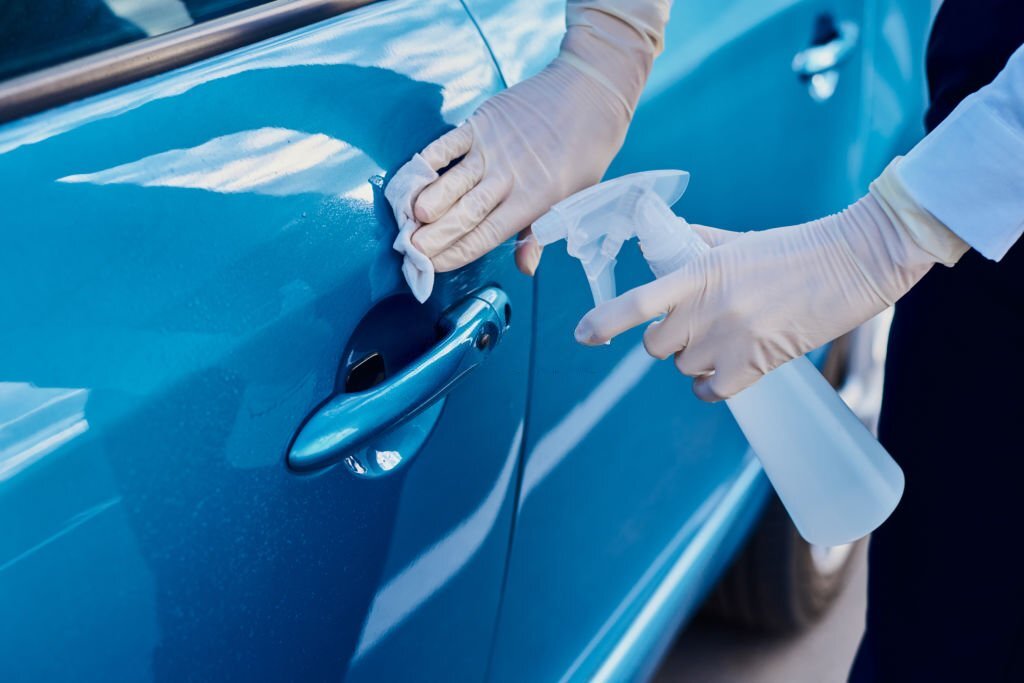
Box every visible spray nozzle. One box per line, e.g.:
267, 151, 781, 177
532, 170, 693, 305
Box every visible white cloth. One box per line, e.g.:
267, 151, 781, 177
897, 43, 1024, 260
385, 153, 437, 302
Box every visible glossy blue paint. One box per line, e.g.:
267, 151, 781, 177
590, 455, 770, 683
1, 2, 531, 681
0, 0, 931, 681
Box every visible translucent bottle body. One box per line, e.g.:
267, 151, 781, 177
726, 356, 904, 546
640, 186, 905, 546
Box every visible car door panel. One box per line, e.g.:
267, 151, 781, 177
0, 2, 531, 681
476, 0, 916, 680
622, 0, 870, 229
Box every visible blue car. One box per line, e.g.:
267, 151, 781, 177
0, 1, 931, 680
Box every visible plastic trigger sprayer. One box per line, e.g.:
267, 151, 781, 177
532, 170, 905, 547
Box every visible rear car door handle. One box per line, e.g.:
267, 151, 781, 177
792, 19, 859, 102
288, 287, 511, 472
792, 20, 859, 76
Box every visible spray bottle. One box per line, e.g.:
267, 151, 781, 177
532, 170, 905, 547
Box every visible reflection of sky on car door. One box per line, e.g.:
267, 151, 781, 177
518, 342, 656, 505
348, 422, 523, 668
59, 127, 377, 201
0, 382, 89, 482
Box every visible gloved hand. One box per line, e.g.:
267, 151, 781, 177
573, 160, 970, 401
406, 1, 671, 275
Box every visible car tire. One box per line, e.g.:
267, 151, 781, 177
702, 494, 862, 632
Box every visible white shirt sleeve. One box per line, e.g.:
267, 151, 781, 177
896, 44, 1024, 261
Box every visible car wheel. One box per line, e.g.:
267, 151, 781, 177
703, 493, 861, 632
703, 311, 892, 632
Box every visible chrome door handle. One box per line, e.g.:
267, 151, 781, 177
288, 287, 511, 472
792, 21, 859, 76
792, 20, 859, 102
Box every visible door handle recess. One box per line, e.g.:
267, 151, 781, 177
792, 19, 859, 102
288, 287, 511, 473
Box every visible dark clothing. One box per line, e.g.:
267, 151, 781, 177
924, 0, 1024, 131
850, 2, 1024, 681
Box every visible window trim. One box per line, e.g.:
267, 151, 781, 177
0, 0, 376, 125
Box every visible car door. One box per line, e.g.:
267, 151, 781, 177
468, 0, 927, 680
0, 2, 532, 681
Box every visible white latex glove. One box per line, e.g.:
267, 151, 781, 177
406, 1, 671, 275
573, 161, 969, 401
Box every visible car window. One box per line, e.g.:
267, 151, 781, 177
0, 1, 275, 82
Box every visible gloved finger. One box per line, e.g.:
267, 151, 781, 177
414, 152, 485, 223
515, 227, 543, 276
430, 197, 524, 272
640, 267, 711, 359
412, 176, 509, 258
693, 360, 764, 402
419, 124, 474, 171
642, 309, 690, 360
690, 224, 745, 248
574, 271, 692, 346
692, 375, 726, 403
674, 348, 714, 377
